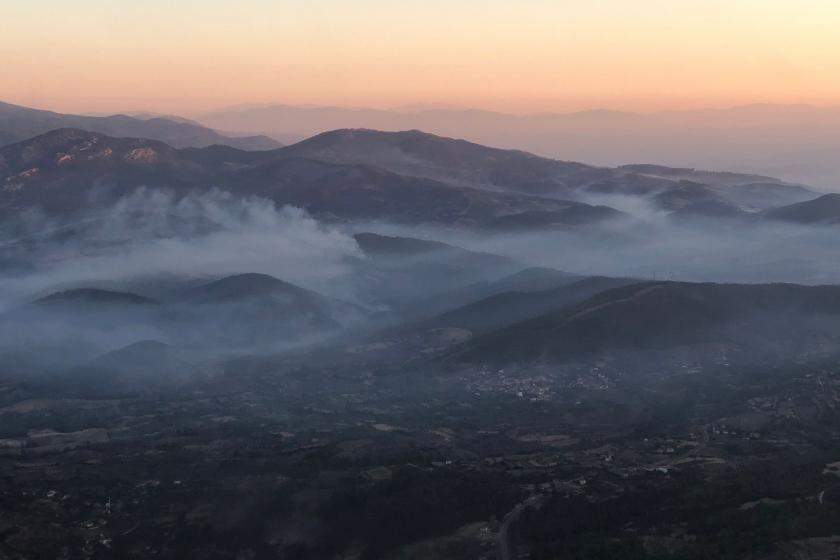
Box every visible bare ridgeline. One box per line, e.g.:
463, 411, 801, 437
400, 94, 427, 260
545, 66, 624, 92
4, 115, 840, 559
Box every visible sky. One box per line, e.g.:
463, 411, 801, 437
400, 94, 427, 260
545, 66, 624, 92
3, 0, 840, 115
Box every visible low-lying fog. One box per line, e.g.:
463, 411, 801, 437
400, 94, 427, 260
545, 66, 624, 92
0, 189, 362, 311
3, 186, 840, 383
356, 199, 840, 287
3, 188, 840, 314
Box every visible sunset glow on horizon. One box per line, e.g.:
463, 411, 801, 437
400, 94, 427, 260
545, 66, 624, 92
3, 0, 840, 115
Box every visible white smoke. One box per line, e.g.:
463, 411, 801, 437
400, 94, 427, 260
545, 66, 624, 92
0, 189, 363, 310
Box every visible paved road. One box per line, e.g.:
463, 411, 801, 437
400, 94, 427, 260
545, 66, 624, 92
497, 494, 544, 560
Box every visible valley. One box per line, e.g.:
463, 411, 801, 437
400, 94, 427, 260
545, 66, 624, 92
1, 107, 840, 559
7, 2, 840, 558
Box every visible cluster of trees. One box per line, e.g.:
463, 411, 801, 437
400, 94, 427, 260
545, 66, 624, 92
320, 466, 520, 558
519, 460, 840, 560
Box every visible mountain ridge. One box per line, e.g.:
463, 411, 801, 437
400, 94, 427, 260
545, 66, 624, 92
0, 127, 824, 228
0, 128, 632, 228
195, 102, 840, 186
0, 100, 281, 151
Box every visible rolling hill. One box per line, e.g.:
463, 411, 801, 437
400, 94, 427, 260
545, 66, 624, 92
426, 276, 636, 332
0, 273, 368, 372
399, 266, 580, 319
166, 273, 366, 348
453, 281, 840, 363
762, 193, 840, 225
349, 233, 521, 309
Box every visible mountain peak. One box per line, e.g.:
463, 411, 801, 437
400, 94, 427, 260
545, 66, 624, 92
354, 232, 455, 257
182, 273, 309, 303
292, 127, 445, 147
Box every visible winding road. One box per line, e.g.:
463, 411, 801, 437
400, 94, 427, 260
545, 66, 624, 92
497, 494, 545, 560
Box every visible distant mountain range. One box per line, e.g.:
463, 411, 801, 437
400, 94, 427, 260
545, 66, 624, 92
0, 127, 825, 228
196, 103, 840, 188
0, 101, 281, 150
7, 100, 840, 188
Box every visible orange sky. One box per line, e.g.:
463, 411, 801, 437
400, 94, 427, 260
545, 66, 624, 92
3, 0, 840, 115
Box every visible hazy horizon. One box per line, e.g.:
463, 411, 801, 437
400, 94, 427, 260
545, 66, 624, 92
7, 4, 840, 556
7, 87, 840, 121
4, 0, 840, 115
8, 98, 840, 120
6, 97, 840, 189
